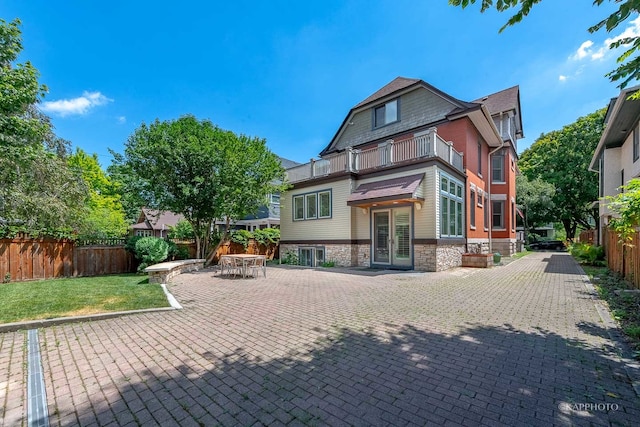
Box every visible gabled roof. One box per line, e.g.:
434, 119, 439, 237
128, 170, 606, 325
589, 85, 640, 171
354, 77, 420, 108
131, 208, 185, 231
320, 76, 481, 156
473, 85, 524, 138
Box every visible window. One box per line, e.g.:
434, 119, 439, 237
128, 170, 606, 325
470, 190, 476, 228
492, 150, 505, 183
477, 140, 482, 176
318, 191, 331, 218
135, 230, 153, 237
299, 247, 325, 267
293, 195, 304, 220
439, 173, 464, 237
305, 193, 317, 219
373, 99, 399, 128
634, 127, 639, 162
269, 193, 280, 204
511, 201, 516, 231
484, 193, 489, 230
292, 190, 331, 221
492, 201, 505, 229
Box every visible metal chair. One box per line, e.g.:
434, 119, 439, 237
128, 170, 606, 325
249, 256, 266, 278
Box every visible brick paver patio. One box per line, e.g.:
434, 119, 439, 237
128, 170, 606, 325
1, 252, 639, 426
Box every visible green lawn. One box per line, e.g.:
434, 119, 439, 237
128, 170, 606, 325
0, 274, 169, 324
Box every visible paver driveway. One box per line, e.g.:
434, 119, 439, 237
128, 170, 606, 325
1, 252, 639, 426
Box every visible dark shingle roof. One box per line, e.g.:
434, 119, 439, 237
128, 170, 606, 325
278, 156, 301, 170
473, 86, 519, 115
354, 77, 420, 108
132, 209, 184, 231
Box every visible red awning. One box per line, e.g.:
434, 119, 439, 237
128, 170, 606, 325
347, 173, 424, 206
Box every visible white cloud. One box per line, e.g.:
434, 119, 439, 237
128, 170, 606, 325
559, 75, 567, 82
117, 116, 126, 124
570, 40, 594, 61
570, 15, 640, 63
40, 91, 112, 117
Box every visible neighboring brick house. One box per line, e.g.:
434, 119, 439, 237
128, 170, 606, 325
589, 84, 640, 245
280, 77, 522, 270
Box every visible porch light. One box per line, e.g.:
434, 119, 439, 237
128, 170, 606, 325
415, 202, 422, 210
361, 208, 368, 215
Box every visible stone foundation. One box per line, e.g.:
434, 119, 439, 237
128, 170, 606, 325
414, 244, 465, 271
491, 240, 517, 257
466, 241, 490, 254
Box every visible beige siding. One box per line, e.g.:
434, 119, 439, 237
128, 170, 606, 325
602, 147, 622, 219
620, 128, 640, 181
333, 88, 457, 151
414, 167, 437, 239
281, 179, 353, 241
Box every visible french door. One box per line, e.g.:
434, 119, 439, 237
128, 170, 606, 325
372, 207, 412, 267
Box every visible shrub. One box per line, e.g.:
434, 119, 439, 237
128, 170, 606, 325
569, 242, 605, 265
281, 250, 299, 265
230, 229, 253, 249
134, 237, 169, 272
168, 220, 195, 240
253, 228, 280, 246
125, 235, 142, 254
320, 260, 335, 268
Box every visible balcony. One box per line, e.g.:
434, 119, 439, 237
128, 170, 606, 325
286, 128, 464, 184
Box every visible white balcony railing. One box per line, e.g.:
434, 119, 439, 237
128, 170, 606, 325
285, 127, 464, 184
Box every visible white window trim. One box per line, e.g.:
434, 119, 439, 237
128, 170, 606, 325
318, 190, 331, 219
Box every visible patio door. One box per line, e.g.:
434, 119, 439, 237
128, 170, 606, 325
372, 207, 412, 267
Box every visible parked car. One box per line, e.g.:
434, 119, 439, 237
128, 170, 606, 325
528, 239, 565, 251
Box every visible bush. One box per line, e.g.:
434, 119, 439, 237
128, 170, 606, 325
281, 250, 299, 265
168, 220, 195, 240
134, 237, 169, 272
253, 227, 280, 246
230, 229, 253, 249
125, 235, 142, 254
569, 242, 605, 265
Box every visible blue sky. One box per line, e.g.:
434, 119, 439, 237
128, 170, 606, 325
1, 1, 633, 166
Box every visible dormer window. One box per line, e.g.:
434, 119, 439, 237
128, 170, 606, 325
373, 99, 399, 128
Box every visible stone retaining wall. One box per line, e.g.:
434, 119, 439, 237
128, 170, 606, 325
145, 259, 206, 284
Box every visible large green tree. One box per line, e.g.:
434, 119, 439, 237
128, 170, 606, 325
449, 0, 640, 88
0, 18, 87, 237
516, 174, 556, 240
67, 148, 128, 238
519, 108, 606, 240
115, 115, 286, 260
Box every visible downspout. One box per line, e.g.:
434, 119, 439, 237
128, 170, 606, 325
488, 142, 506, 254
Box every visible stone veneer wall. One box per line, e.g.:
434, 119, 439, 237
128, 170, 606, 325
353, 244, 370, 267
466, 241, 490, 254
414, 244, 437, 271
435, 245, 465, 271
279, 244, 355, 267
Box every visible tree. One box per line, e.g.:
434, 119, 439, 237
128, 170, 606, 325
516, 174, 556, 241
0, 19, 88, 237
67, 148, 128, 238
606, 178, 640, 242
449, 0, 640, 89
519, 108, 606, 241
115, 115, 286, 260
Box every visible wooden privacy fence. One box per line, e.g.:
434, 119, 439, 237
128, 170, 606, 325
578, 229, 596, 244
0, 237, 136, 282
604, 227, 640, 290
210, 239, 279, 264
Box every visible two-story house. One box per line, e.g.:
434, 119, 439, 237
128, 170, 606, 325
280, 77, 522, 271
589, 84, 640, 245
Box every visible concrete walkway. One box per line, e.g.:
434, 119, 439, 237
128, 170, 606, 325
1, 252, 639, 426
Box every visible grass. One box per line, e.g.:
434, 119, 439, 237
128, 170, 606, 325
510, 249, 531, 260
582, 265, 640, 359
0, 274, 169, 324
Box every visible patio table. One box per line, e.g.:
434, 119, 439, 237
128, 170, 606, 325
219, 254, 265, 278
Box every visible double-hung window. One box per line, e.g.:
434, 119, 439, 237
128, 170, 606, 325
440, 173, 464, 238
373, 99, 399, 128
492, 201, 505, 229
470, 189, 476, 229
492, 149, 505, 183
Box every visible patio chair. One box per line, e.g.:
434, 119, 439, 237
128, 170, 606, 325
221, 257, 241, 278
249, 256, 266, 278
